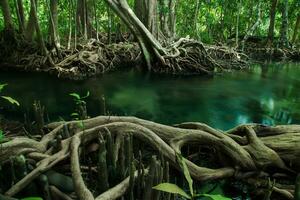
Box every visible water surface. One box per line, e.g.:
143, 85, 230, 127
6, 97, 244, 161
0, 63, 299, 130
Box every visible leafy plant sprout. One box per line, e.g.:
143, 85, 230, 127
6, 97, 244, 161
69, 91, 90, 130
0, 83, 20, 143
153, 153, 231, 200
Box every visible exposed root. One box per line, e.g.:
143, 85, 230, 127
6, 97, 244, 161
0, 35, 249, 80
1, 116, 299, 199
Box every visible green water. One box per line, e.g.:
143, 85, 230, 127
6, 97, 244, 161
0, 62, 300, 130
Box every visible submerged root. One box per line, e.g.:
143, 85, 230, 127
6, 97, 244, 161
1, 116, 299, 199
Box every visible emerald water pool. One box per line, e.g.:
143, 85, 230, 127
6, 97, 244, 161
1, 62, 299, 130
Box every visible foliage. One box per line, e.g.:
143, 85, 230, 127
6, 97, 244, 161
69, 91, 90, 105
21, 197, 43, 200
0, 0, 299, 45
69, 91, 90, 129
0, 130, 3, 142
153, 153, 231, 200
0, 83, 20, 106
0, 83, 20, 143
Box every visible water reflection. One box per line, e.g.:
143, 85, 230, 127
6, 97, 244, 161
0, 63, 300, 130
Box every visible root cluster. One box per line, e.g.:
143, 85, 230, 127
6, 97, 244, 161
1, 116, 300, 199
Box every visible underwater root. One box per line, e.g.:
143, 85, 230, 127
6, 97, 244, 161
1, 116, 299, 199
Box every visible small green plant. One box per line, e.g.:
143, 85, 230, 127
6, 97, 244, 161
153, 153, 231, 200
0, 83, 20, 143
69, 91, 90, 120
0, 83, 20, 106
0, 130, 4, 142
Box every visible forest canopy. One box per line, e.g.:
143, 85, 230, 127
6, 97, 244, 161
0, 0, 299, 44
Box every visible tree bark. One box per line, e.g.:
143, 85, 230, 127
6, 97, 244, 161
30, 0, 48, 56
105, 0, 166, 69
235, 0, 241, 47
193, 0, 200, 40
267, 0, 278, 44
0, 0, 14, 31
67, 0, 73, 50
292, 14, 300, 45
26, 0, 37, 41
107, 5, 112, 44
49, 0, 61, 48
168, 0, 177, 39
15, 0, 25, 33
279, 0, 289, 48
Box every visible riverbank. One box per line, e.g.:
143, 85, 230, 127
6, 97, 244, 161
0, 33, 251, 80
1, 38, 299, 81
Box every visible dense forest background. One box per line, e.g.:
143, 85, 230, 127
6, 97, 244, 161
1, 0, 299, 47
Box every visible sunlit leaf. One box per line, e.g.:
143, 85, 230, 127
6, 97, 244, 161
71, 112, 79, 116
0, 83, 7, 92
69, 93, 81, 100
21, 197, 43, 200
0, 130, 4, 141
176, 153, 194, 196
196, 194, 232, 200
153, 183, 191, 199
1, 96, 20, 106
82, 91, 90, 99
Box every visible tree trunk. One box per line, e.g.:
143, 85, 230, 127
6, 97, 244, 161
83, 0, 88, 40
30, 0, 48, 56
292, 14, 300, 45
49, 0, 60, 48
76, 0, 83, 36
105, 0, 241, 74
26, 0, 37, 41
67, 0, 73, 50
133, 0, 159, 38
107, 5, 112, 44
279, 0, 289, 48
168, 0, 177, 39
0, 0, 14, 31
105, 0, 166, 69
93, 0, 99, 41
134, 0, 145, 24
242, 0, 261, 50
267, 0, 278, 45
159, 0, 170, 38
15, 0, 25, 33
193, 0, 200, 40
235, 0, 241, 47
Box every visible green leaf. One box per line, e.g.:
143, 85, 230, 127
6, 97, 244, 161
153, 183, 191, 199
196, 194, 232, 200
1, 96, 20, 106
0, 83, 7, 92
77, 121, 84, 129
82, 91, 90, 99
0, 130, 4, 141
71, 112, 79, 117
69, 93, 81, 100
21, 197, 43, 200
176, 153, 194, 196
